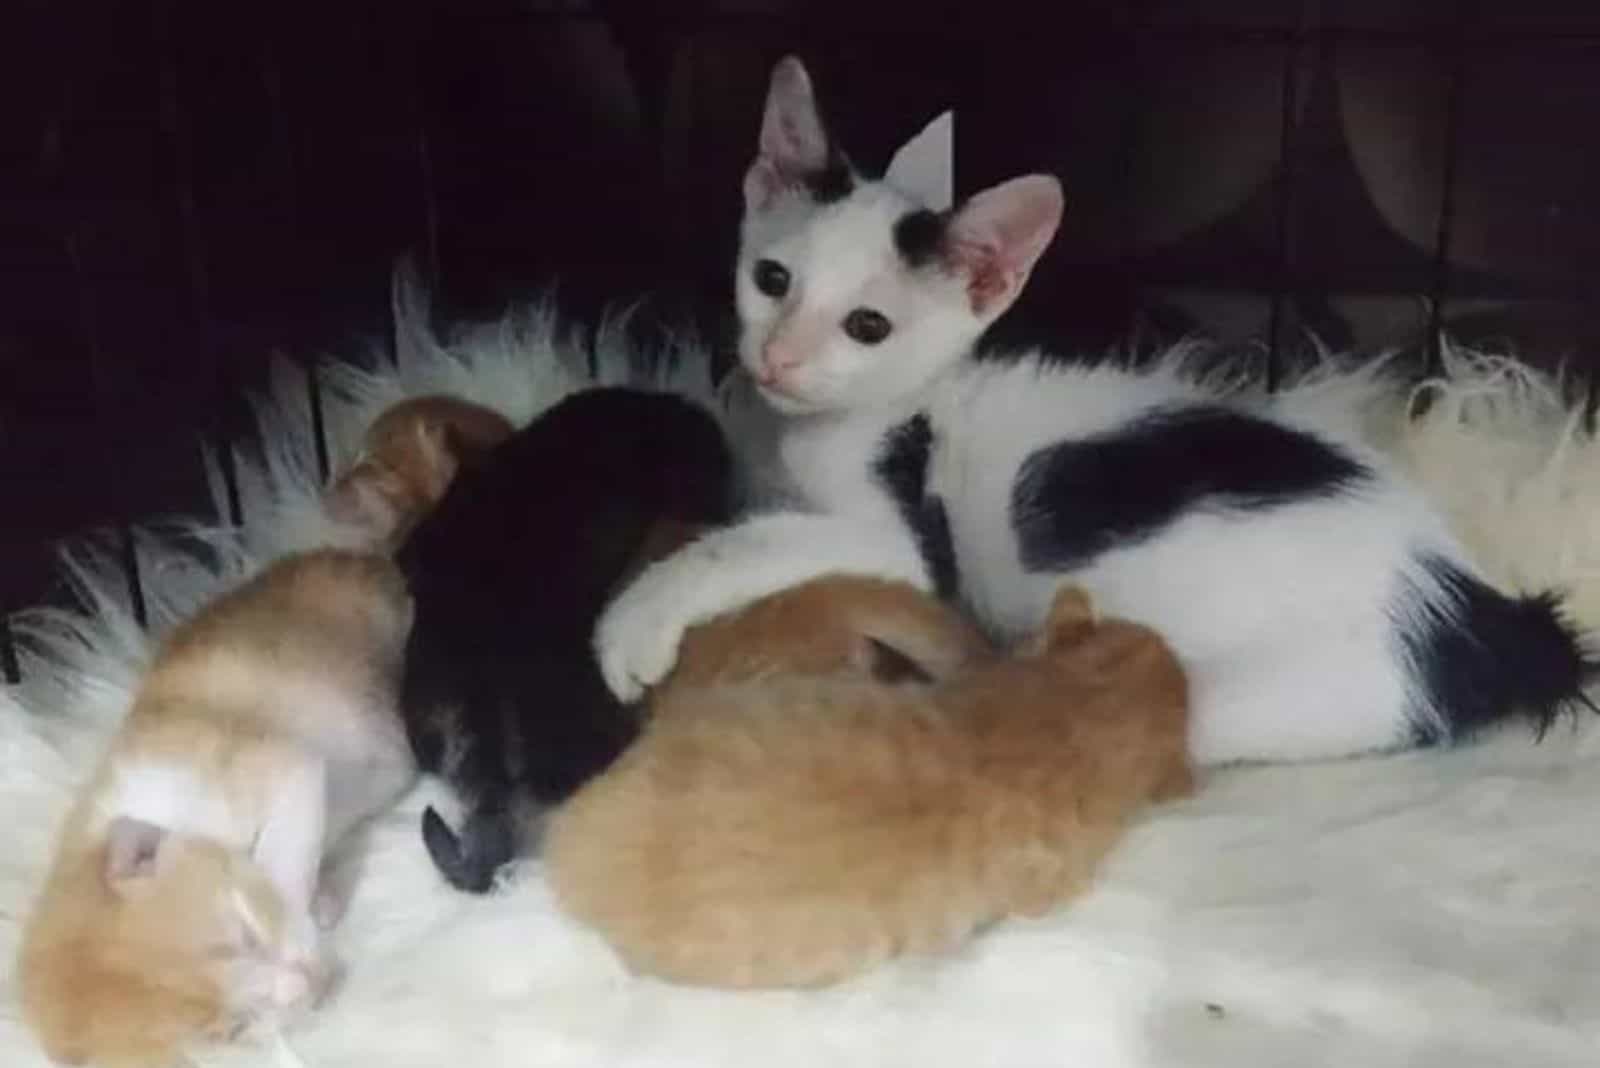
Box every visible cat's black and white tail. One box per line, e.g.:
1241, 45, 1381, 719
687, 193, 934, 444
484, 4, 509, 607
1400, 553, 1600, 746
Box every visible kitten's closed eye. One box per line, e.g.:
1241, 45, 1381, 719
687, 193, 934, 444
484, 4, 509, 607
843, 308, 892, 345
753, 259, 791, 298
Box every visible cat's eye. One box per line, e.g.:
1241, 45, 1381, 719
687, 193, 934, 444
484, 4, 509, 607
843, 308, 892, 345
752, 259, 791, 298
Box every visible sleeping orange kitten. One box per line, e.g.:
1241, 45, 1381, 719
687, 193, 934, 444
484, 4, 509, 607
323, 394, 513, 548
19, 548, 416, 1067
547, 581, 1191, 989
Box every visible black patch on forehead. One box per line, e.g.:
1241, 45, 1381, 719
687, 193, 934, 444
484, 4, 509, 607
804, 150, 856, 204
893, 209, 946, 270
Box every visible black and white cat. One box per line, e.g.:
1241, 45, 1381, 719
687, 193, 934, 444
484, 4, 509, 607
595, 55, 1594, 765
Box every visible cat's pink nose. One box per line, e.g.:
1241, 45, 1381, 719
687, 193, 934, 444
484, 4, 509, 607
759, 344, 801, 384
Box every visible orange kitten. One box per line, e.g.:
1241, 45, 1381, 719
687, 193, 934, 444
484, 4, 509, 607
323, 394, 514, 548
546, 582, 1191, 989
19, 549, 416, 1067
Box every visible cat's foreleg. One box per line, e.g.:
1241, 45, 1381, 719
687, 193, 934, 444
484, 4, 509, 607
594, 511, 929, 701
251, 753, 331, 967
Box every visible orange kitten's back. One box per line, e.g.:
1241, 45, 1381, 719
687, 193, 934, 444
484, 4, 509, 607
324, 394, 514, 547
550, 678, 981, 986
547, 583, 1191, 989
135, 548, 411, 758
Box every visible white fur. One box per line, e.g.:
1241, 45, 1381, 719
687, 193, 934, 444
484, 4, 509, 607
736, 184, 978, 414
935, 357, 1469, 761
212, 264, 733, 564
596, 511, 930, 702
101, 760, 239, 843
1391, 343, 1600, 623
6, 287, 1600, 1065
603, 67, 1531, 763
252, 756, 329, 920
602, 352, 1473, 763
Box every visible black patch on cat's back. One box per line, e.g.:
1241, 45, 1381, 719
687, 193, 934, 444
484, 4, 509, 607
1396, 553, 1596, 746
873, 413, 959, 599
1011, 405, 1372, 572
893, 209, 945, 269
805, 151, 855, 204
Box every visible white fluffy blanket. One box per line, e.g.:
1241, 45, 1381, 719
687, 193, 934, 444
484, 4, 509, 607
5, 286, 1600, 1068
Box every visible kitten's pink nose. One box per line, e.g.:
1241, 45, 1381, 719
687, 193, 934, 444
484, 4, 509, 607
759, 343, 802, 384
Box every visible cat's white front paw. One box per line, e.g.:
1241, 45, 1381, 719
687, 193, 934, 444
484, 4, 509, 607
595, 567, 691, 702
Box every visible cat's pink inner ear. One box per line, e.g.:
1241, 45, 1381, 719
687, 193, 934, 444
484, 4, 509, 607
324, 468, 397, 532
410, 422, 459, 500
946, 175, 1065, 315
104, 816, 167, 888
323, 479, 368, 525
743, 157, 788, 213
757, 55, 830, 180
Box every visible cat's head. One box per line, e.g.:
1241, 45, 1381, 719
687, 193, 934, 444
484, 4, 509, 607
736, 56, 1064, 415
21, 817, 329, 1065
665, 574, 994, 693
324, 394, 513, 548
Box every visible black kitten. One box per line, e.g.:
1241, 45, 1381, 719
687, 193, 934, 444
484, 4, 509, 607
396, 386, 737, 892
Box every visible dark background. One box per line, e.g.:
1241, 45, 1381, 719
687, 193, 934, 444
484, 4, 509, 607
4, 0, 1600, 680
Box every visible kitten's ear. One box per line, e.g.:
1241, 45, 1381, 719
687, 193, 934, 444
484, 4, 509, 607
860, 637, 937, 686
104, 816, 168, 891
324, 466, 400, 533
884, 110, 953, 212
745, 55, 832, 211
946, 174, 1064, 317
410, 421, 460, 500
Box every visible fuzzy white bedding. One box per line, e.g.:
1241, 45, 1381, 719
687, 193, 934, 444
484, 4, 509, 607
4, 282, 1600, 1068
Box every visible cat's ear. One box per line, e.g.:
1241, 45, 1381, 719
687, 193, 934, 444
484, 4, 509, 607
324, 465, 401, 534
946, 174, 1064, 317
410, 421, 460, 501
104, 816, 168, 891
860, 637, 937, 686
884, 110, 953, 212
745, 55, 832, 212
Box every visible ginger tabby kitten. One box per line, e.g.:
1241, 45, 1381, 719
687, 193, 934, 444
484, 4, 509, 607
19, 549, 416, 1067
323, 394, 513, 549
547, 581, 1191, 989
